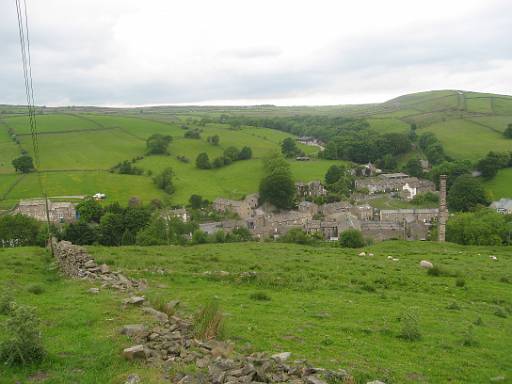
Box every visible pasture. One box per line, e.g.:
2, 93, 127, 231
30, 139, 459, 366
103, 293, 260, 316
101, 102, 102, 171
1, 241, 511, 383
484, 168, 512, 200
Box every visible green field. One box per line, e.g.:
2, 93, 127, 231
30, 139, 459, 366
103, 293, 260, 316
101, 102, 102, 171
2, 241, 511, 383
423, 119, 512, 160
485, 168, 512, 200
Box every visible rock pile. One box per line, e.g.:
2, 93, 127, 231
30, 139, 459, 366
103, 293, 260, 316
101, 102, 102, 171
52, 239, 146, 291
122, 310, 352, 384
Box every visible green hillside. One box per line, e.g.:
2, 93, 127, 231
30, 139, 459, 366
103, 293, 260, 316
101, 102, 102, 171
0, 113, 338, 208
2, 241, 511, 383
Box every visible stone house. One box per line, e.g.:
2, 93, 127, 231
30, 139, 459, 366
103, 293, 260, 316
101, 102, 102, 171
244, 194, 259, 210
355, 173, 435, 198
379, 208, 439, 224
350, 204, 374, 221
162, 208, 189, 222
14, 199, 76, 223
360, 221, 405, 241
295, 181, 327, 199
320, 201, 351, 216
213, 198, 253, 219
298, 201, 319, 216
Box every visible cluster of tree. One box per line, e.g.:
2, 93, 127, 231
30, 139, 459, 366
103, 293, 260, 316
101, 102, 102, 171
184, 129, 201, 139
196, 146, 252, 169
410, 191, 439, 206
110, 160, 144, 175
447, 209, 512, 245
321, 131, 412, 164
404, 158, 423, 177
281, 138, 304, 158
146, 134, 172, 155
447, 175, 489, 212
259, 153, 296, 209
191, 227, 252, 245
324, 164, 354, 198
176, 155, 190, 163
153, 167, 175, 194
503, 123, 512, 139
280, 228, 321, 245
476, 151, 512, 179
207, 135, 220, 145
0, 214, 46, 246
12, 155, 34, 173
417, 132, 446, 165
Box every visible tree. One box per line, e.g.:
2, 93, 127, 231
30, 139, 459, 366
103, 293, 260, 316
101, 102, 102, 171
448, 175, 489, 212
259, 172, 296, 209
98, 213, 125, 246
238, 146, 252, 160
153, 167, 175, 194
189, 194, 203, 209
263, 152, 291, 176
0, 214, 40, 246
504, 124, 512, 139
146, 134, 172, 155
62, 222, 97, 245
207, 135, 220, 145
12, 155, 34, 173
431, 160, 472, 189
212, 156, 225, 168
192, 229, 208, 244
223, 146, 240, 162
477, 151, 510, 179
325, 165, 343, 185
121, 229, 136, 245
281, 137, 298, 158
404, 158, 423, 177
339, 229, 365, 248
447, 209, 509, 245
76, 198, 103, 223
196, 153, 211, 169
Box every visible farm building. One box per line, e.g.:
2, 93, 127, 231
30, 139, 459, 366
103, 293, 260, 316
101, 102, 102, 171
295, 180, 327, 199
355, 174, 435, 199
490, 199, 512, 214
13, 199, 76, 223
213, 198, 253, 219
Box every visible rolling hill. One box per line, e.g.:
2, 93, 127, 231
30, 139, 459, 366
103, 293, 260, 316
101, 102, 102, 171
0, 89, 511, 208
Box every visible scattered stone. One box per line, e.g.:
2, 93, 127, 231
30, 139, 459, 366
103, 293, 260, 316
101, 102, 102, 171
142, 306, 169, 322
88, 288, 100, 294
358, 252, 366, 256
307, 376, 327, 384
99, 264, 110, 273
271, 352, 291, 362
392, 258, 399, 262
123, 345, 147, 360
368, 253, 374, 257
163, 300, 180, 313
124, 296, 145, 306
490, 255, 498, 260
84, 260, 97, 269
124, 374, 141, 384
121, 324, 147, 337
420, 260, 433, 269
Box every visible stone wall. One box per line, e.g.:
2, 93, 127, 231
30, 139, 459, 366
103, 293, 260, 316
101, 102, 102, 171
52, 239, 145, 291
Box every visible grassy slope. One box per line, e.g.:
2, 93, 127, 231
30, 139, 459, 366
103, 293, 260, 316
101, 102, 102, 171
0, 247, 163, 384
3, 242, 509, 383
484, 168, 512, 199
0, 114, 335, 206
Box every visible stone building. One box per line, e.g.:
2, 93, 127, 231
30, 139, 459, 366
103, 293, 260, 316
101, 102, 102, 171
360, 221, 405, 241
355, 173, 435, 199
295, 181, 327, 199
379, 208, 439, 224
298, 201, 319, 216
14, 199, 76, 223
213, 198, 253, 219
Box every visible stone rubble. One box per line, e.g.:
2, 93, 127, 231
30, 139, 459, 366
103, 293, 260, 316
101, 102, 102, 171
52, 239, 147, 291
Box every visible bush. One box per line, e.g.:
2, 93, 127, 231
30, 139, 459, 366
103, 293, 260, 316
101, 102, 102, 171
193, 300, 225, 340
27, 284, 45, 295
399, 308, 421, 341
249, 292, 271, 301
339, 229, 365, 248
0, 304, 46, 366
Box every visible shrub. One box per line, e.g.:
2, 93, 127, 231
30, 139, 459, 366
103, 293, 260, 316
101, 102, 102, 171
339, 229, 365, 248
193, 300, 225, 340
399, 308, 421, 341
249, 292, 271, 301
0, 304, 46, 365
27, 284, 45, 295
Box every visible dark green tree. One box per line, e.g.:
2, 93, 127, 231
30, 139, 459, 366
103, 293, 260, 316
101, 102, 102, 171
223, 146, 240, 162
207, 135, 220, 145
0, 214, 40, 246
153, 167, 175, 194
447, 209, 509, 245
405, 158, 423, 177
259, 172, 296, 209
189, 194, 203, 209
212, 156, 225, 168
448, 175, 489, 212
339, 229, 365, 248
504, 124, 512, 139
281, 137, 299, 158
98, 213, 125, 246
146, 134, 172, 155
12, 155, 34, 173
431, 160, 472, 189
62, 222, 97, 245
76, 198, 103, 223
325, 165, 343, 185
121, 229, 136, 245
238, 146, 253, 160
196, 153, 211, 169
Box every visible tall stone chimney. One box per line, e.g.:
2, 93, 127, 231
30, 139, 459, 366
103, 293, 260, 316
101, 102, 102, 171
438, 174, 448, 242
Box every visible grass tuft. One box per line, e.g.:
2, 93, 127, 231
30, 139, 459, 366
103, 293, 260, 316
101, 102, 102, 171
249, 292, 271, 301
399, 308, 421, 341
27, 284, 45, 295
193, 300, 225, 340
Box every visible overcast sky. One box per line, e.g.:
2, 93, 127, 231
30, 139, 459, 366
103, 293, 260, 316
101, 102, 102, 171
1, 0, 511, 106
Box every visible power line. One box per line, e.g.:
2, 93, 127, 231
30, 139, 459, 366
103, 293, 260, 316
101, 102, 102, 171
15, 0, 53, 252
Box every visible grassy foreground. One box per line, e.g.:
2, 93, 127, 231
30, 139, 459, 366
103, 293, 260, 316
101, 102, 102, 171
1, 241, 511, 383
